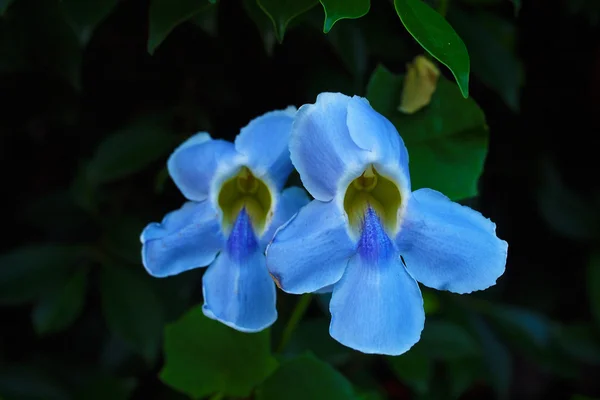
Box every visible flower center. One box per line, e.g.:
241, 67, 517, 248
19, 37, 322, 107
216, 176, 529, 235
343, 165, 402, 237
218, 166, 272, 235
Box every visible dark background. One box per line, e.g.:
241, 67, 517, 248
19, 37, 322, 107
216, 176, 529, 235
1, 0, 600, 399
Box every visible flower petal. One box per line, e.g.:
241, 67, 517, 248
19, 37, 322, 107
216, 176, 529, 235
167, 133, 240, 202
346, 96, 411, 190
290, 93, 368, 201
396, 188, 508, 294
266, 200, 356, 294
141, 200, 224, 278
202, 209, 276, 332
329, 207, 425, 355
260, 186, 310, 247
235, 107, 297, 190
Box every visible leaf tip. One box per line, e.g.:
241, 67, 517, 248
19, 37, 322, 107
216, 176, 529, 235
323, 16, 336, 33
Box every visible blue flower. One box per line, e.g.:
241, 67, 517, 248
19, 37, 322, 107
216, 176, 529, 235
265, 93, 508, 355
141, 107, 309, 333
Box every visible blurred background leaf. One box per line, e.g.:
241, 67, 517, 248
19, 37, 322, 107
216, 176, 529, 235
257, 0, 319, 42
1, 0, 600, 399
100, 265, 165, 364
147, 0, 215, 54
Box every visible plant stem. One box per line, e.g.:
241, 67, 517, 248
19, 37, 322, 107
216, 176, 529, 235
276, 294, 312, 354
208, 393, 224, 400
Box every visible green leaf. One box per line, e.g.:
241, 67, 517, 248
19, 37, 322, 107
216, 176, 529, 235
0, 0, 16, 15
449, 9, 522, 111
394, 0, 470, 98
0, 0, 82, 89
387, 350, 432, 394
256, 354, 355, 400
100, 265, 165, 363
554, 324, 600, 365
326, 19, 367, 91
478, 302, 551, 351
0, 245, 85, 305
257, 0, 319, 42
537, 158, 600, 241
74, 376, 136, 400
86, 115, 176, 185
588, 253, 600, 327
32, 268, 88, 335
147, 0, 214, 54
160, 306, 277, 398
243, 0, 277, 55
511, 0, 521, 15
286, 318, 351, 365
468, 314, 511, 400
416, 320, 480, 360
0, 364, 69, 400
446, 358, 482, 399
319, 0, 370, 33
60, 0, 119, 45
366, 64, 488, 200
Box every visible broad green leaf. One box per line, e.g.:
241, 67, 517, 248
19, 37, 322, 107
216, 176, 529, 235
319, 0, 370, 33
449, 9, 522, 111
86, 115, 176, 185
394, 0, 470, 98
415, 320, 480, 359
257, 0, 319, 42
32, 269, 88, 335
147, 0, 214, 54
0, 245, 85, 305
588, 253, 600, 327
61, 0, 119, 45
160, 306, 277, 398
387, 350, 431, 394
0, 0, 15, 15
366, 65, 488, 200
100, 265, 165, 363
255, 355, 355, 400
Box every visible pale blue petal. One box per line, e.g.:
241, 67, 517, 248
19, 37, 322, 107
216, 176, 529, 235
167, 133, 240, 202
346, 96, 411, 190
396, 189, 508, 294
290, 93, 368, 202
266, 199, 356, 294
259, 186, 310, 247
141, 200, 224, 278
202, 209, 276, 332
235, 107, 296, 190
329, 207, 425, 356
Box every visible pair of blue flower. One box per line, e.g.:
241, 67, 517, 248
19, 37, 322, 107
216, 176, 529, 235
141, 93, 508, 355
